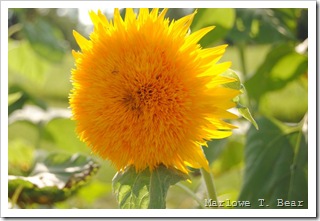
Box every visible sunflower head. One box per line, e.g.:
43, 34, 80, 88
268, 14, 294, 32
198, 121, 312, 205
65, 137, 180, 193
69, 8, 239, 174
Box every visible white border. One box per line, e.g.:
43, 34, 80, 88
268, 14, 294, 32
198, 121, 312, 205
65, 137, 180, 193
1, 0, 317, 218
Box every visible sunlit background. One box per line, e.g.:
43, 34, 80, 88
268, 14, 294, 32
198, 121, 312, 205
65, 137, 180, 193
8, 8, 308, 209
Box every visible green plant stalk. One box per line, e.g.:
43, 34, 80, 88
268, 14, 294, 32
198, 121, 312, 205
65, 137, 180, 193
176, 183, 205, 209
200, 168, 218, 206
238, 43, 247, 77
10, 184, 24, 208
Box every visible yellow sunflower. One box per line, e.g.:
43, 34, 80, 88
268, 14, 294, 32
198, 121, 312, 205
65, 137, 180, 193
69, 8, 239, 174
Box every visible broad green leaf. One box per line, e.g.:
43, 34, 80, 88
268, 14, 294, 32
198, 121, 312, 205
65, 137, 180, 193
112, 165, 188, 209
245, 43, 308, 103
259, 78, 308, 123
8, 40, 73, 104
191, 8, 235, 47
23, 19, 66, 62
8, 153, 100, 207
42, 118, 90, 154
9, 40, 50, 86
238, 117, 308, 208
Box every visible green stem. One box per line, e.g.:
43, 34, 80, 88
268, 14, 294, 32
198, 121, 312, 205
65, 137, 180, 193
176, 183, 205, 209
200, 168, 218, 205
11, 184, 24, 208
238, 43, 247, 77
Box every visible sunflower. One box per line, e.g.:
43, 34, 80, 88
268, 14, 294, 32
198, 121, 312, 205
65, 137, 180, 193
69, 8, 239, 174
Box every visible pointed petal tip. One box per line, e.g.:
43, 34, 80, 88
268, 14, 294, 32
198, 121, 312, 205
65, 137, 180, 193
73, 30, 91, 50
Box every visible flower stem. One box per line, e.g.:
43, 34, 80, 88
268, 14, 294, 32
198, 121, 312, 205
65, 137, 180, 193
238, 43, 247, 77
176, 183, 206, 209
200, 168, 218, 205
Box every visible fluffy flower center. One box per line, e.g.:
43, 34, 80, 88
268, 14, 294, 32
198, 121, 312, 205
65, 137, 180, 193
123, 76, 186, 114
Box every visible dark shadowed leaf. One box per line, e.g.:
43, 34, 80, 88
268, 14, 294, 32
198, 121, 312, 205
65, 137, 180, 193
112, 165, 188, 209
238, 117, 307, 208
227, 9, 297, 44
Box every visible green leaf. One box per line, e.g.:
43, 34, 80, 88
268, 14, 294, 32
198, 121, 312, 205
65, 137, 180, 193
212, 136, 245, 174
204, 133, 245, 170
191, 8, 235, 47
245, 43, 308, 102
8, 86, 47, 115
221, 69, 242, 91
9, 40, 50, 86
237, 104, 259, 130
221, 69, 258, 130
23, 19, 66, 63
227, 9, 297, 44
8, 138, 35, 176
238, 117, 308, 208
9, 39, 73, 105
8, 91, 23, 106
203, 139, 228, 165
42, 118, 90, 154
8, 153, 100, 207
259, 78, 308, 123
112, 164, 188, 209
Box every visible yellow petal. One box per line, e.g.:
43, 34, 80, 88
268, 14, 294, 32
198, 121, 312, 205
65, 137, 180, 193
113, 8, 124, 28
72, 50, 81, 60
200, 44, 228, 58
206, 76, 237, 88
73, 30, 91, 51
158, 8, 168, 20
184, 26, 215, 46
150, 8, 159, 18
201, 62, 232, 77
89, 10, 99, 26
138, 8, 149, 23
171, 12, 196, 36
98, 10, 109, 25
125, 8, 136, 23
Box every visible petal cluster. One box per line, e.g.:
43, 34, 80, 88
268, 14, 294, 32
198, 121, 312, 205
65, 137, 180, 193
70, 8, 239, 174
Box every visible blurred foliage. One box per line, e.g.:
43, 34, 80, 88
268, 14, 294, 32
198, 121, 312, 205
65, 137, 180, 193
9, 153, 99, 208
8, 8, 308, 209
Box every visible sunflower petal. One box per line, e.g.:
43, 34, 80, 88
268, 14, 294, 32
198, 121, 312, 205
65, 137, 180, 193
73, 30, 91, 51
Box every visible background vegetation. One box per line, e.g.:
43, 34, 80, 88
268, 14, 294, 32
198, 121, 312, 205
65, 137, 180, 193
8, 8, 308, 209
